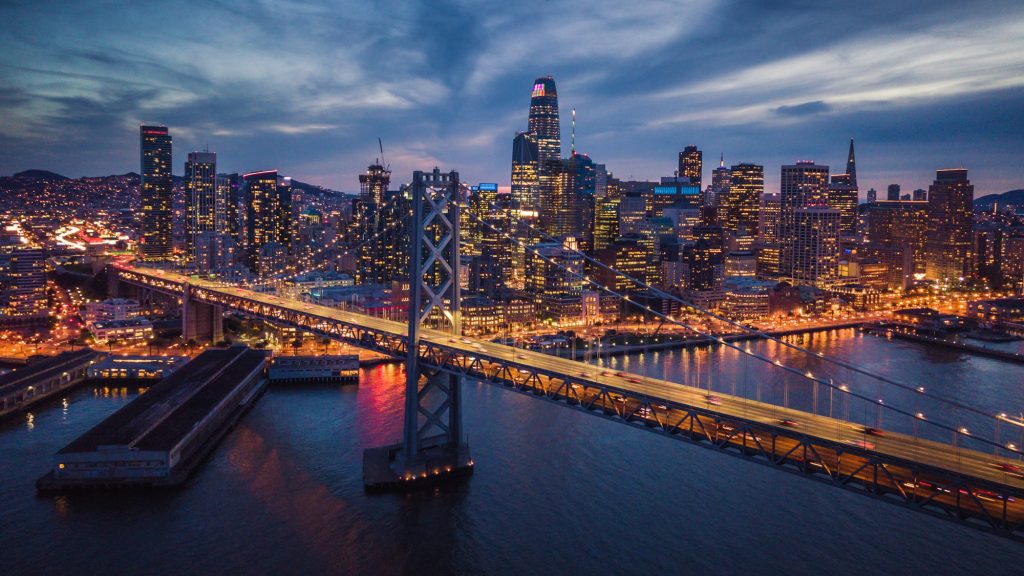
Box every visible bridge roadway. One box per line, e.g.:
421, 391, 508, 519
115, 264, 1024, 537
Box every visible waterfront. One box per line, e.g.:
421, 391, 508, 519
3, 329, 1024, 575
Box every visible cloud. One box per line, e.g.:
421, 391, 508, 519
0, 0, 1022, 196
776, 101, 832, 117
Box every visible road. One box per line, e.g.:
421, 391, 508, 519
118, 265, 1024, 527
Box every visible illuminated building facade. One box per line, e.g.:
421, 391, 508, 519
925, 169, 974, 283
185, 151, 217, 265
827, 172, 858, 236
593, 194, 620, 251
139, 125, 173, 261
756, 192, 782, 279
710, 155, 730, 206
678, 145, 702, 189
216, 173, 241, 242
791, 206, 841, 287
243, 170, 291, 274
594, 235, 655, 293
780, 161, 830, 282
3, 246, 47, 319
722, 163, 763, 237
528, 76, 561, 239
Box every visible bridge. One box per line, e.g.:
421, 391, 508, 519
109, 169, 1024, 540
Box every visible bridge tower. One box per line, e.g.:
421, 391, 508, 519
363, 168, 473, 489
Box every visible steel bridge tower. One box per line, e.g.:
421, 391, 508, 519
363, 168, 473, 489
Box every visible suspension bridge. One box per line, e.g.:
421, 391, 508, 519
109, 168, 1024, 540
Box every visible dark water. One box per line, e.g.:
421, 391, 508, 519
3, 330, 1024, 575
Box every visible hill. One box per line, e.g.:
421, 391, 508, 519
11, 169, 67, 181
974, 189, 1024, 208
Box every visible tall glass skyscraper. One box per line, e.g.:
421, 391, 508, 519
528, 76, 561, 169
528, 76, 561, 237
139, 125, 172, 261
185, 151, 217, 265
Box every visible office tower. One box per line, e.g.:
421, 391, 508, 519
679, 145, 702, 188
525, 241, 584, 297
887, 184, 901, 201
780, 161, 830, 281
845, 139, 857, 187
511, 132, 539, 213
594, 235, 655, 293
722, 163, 763, 237
828, 173, 858, 236
756, 197, 783, 278
139, 125, 173, 261
711, 155, 730, 205
791, 207, 841, 286
477, 185, 515, 292
862, 200, 929, 288
593, 194, 621, 251
866, 188, 877, 203
185, 151, 217, 265
925, 169, 974, 283
663, 206, 702, 243
913, 188, 927, 201
216, 173, 241, 241
528, 76, 561, 168
545, 152, 597, 248
528, 76, 561, 235
618, 193, 647, 234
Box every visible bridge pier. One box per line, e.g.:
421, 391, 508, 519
182, 287, 223, 343
364, 168, 472, 490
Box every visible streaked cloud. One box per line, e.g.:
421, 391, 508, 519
0, 0, 1021, 196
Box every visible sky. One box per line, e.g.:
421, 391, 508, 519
1, 0, 1023, 197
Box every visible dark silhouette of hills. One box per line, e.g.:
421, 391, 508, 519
974, 189, 1024, 208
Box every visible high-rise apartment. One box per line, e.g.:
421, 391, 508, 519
925, 169, 974, 283
185, 151, 217, 265
139, 125, 173, 261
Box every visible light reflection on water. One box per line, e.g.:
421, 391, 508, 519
1, 331, 1023, 575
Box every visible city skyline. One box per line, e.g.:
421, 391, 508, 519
1, 1, 1023, 196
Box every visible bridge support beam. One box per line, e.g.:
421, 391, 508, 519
364, 168, 473, 490
182, 287, 223, 343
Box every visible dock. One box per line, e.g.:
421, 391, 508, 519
38, 345, 268, 492
0, 348, 102, 420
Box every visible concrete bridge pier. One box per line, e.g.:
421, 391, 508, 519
182, 289, 223, 343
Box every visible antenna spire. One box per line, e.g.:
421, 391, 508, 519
571, 108, 576, 155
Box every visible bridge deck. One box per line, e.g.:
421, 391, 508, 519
117, 265, 1024, 534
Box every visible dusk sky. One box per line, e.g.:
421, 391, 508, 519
2, 0, 1023, 196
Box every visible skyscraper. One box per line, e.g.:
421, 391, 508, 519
528, 76, 561, 238
828, 173, 858, 236
139, 125, 172, 261
243, 170, 286, 274
185, 151, 217, 265
679, 145, 702, 188
887, 184, 901, 202
925, 169, 974, 283
780, 161, 830, 282
791, 207, 841, 286
722, 163, 763, 237
510, 131, 540, 290
845, 139, 857, 187
710, 154, 730, 205
528, 76, 561, 169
